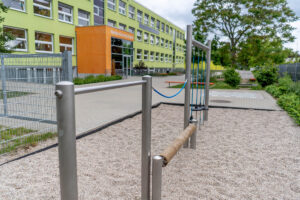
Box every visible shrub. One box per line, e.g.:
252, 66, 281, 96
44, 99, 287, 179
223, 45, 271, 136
255, 66, 278, 87
211, 82, 236, 89
288, 81, 300, 97
265, 85, 283, 98
278, 94, 300, 125
223, 68, 241, 87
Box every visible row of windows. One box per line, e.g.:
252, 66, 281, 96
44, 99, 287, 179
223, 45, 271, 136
107, 0, 185, 40
3, 0, 90, 26
4, 26, 73, 54
136, 49, 184, 64
107, 19, 185, 53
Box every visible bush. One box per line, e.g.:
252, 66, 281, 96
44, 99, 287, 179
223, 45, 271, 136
223, 68, 241, 87
211, 81, 236, 89
255, 66, 278, 87
288, 81, 300, 97
277, 94, 300, 125
73, 75, 122, 85
265, 85, 283, 98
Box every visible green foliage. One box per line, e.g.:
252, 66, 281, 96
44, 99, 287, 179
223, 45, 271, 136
134, 61, 147, 69
265, 85, 284, 98
223, 69, 241, 87
150, 72, 177, 76
192, 0, 298, 68
277, 94, 300, 125
288, 81, 300, 97
211, 81, 237, 89
0, 3, 15, 53
255, 66, 278, 87
74, 75, 122, 85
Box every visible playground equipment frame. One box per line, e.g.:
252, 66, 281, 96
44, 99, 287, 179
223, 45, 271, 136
55, 76, 152, 200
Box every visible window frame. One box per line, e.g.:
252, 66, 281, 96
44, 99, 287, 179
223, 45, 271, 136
58, 2, 73, 24
150, 51, 154, 61
128, 5, 135, 19
4, 26, 28, 52
160, 53, 164, 62
119, 0, 126, 15
35, 31, 53, 54
144, 32, 149, 43
137, 10, 143, 23
156, 52, 159, 61
150, 35, 154, 45
119, 23, 126, 31
156, 36, 160, 46
144, 50, 148, 61
151, 17, 155, 28
107, 0, 116, 11
78, 9, 90, 26
137, 49, 142, 60
107, 19, 116, 27
5, 0, 26, 12
128, 27, 135, 34
137, 30, 142, 41
59, 36, 74, 55
144, 14, 149, 25
33, 0, 52, 19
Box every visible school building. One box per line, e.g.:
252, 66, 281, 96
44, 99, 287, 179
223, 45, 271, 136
1, 0, 186, 76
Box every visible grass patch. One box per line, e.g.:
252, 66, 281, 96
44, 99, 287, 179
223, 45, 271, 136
211, 82, 238, 89
0, 126, 57, 154
0, 90, 30, 99
74, 75, 122, 85
148, 72, 178, 77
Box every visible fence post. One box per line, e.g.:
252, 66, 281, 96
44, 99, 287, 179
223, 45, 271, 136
184, 25, 192, 148
27, 68, 31, 83
62, 51, 73, 82
53, 68, 56, 84
55, 81, 78, 200
204, 40, 212, 121
142, 75, 152, 200
152, 155, 163, 200
43, 68, 46, 84
1, 55, 7, 116
33, 68, 37, 83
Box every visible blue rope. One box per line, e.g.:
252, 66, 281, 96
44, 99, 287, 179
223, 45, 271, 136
153, 80, 187, 99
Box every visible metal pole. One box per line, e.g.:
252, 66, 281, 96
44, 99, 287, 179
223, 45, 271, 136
62, 51, 73, 82
189, 119, 198, 149
1, 56, 7, 116
204, 40, 212, 121
43, 68, 46, 84
55, 81, 78, 200
183, 25, 192, 148
33, 68, 37, 83
141, 75, 152, 200
53, 68, 56, 84
152, 156, 163, 200
27, 68, 31, 83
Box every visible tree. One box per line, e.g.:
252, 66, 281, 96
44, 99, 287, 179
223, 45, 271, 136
0, 3, 14, 53
192, 0, 299, 68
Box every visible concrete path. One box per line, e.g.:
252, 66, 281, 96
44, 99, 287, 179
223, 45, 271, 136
74, 75, 281, 134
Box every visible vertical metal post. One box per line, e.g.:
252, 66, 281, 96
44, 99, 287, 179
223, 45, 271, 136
27, 68, 31, 83
1, 56, 7, 116
152, 156, 163, 200
33, 68, 37, 83
53, 68, 56, 84
16, 68, 19, 81
55, 81, 78, 200
190, 119, 198, 149
204, 40, 211, 121
141, 75, 152, 200
62, 51, 73, 82
43, 68, 46, 84
184, 25, 192, 148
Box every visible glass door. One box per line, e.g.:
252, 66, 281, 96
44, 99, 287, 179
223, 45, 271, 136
123, 55, 132, 78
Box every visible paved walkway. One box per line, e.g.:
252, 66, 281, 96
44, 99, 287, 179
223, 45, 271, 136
74, 75, 281, 134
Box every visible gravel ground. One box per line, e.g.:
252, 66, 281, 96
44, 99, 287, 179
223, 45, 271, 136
0, 105, 299, 199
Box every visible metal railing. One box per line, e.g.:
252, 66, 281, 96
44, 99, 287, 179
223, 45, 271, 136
55, 76, 152, 200
278, 63, 300, 81
0, 51, 72, 155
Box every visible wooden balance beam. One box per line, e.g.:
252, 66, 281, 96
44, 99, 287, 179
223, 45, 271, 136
166, 81, 214, 87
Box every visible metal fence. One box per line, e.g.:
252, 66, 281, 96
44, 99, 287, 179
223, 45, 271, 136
278, 63, 300, 81
0, 51, 72, 155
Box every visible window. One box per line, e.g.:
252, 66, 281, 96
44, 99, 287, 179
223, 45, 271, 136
169, 55, 172, 63
35, 32, 53, 53
144, 50, 148, 60
169, 41, 172, 50
3, 0, 25, 12
165, 40, 168, 48
129, 5, 135, 19
33, 0, 52, 18
137, 49, 142, 60
150, 52, 154, 61
176, 56, 178, 63
137, 10, 143, 22
156, 20, 160, 31
160, 53, 164, 62
144, 14, 149, 25
119, 0, 126, 15
78, 9, 90, 26
176, 44, 178, 51
107, 0, 115, 10
166, 25, 169, 34
156, 52, 159, 61
170, 27, 173, 36
156, 36, 160, 46
165, 55, 168, 63
3, 26, 27, 51
58, 3, 73, 23
144, 32, 148, 43
108, 19, 116, 27
128, 27, 135, 34
119, 23, 126, 30
151, 17, 155, 28
161, 23, 165, 32
59, 36, 73, 54
161, 38, 164, 47
150, 35, 154, 45
94, 0, 104, 25
137, 30, 142, 41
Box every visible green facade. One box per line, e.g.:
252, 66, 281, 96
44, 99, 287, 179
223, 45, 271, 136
1, 0, 185, 70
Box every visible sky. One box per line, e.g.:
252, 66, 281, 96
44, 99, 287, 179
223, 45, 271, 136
136, 0, 300, 52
